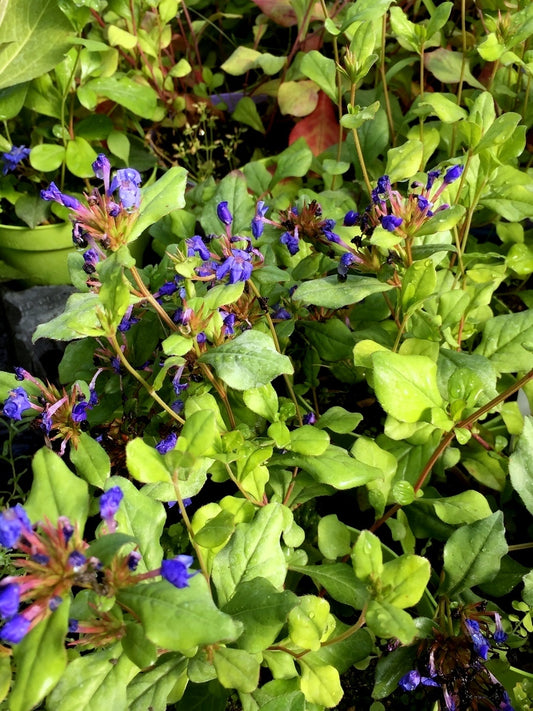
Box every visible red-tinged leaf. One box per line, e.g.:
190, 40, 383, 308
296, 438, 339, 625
251, 0, 324, 27
288, 92, 340, 156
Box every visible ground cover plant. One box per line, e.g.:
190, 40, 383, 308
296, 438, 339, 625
1, 0, 533, 709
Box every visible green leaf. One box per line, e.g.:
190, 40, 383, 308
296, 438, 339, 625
416, 204, 466, 236
271, 138, 313, 187
424, 48, 485, 90
10, 602, 69, 711
221, 578, 298, 653
441, 512, 508, 596
117, 576, 242, 652
199, 330, 293, 390
418, 93, 467, 123
126, 438, 172, 484
293, 275, 393, 309
25, 447, 89, 529
232, 97, 265, 133
180, 409, 218, 456
352, 530, 383, 583
83, 74, 159, 119
299, 51, 337, 102
289, 425, 329, 456
65, 136, 98, 178
213, 647, 260, 694
317, 514, 351, 559
243, 383, 279, 422
127, 655, 187, 711
107, 130, 130, 164
301, 319, 355, 361
298, 659, 343, 708
340, 101, 380, 130
0, 83, 28, 120
211, 503, 287, 605
289, 563, 369, 610
70, 432, 110, 488
420, 491, 493, 525
194, 510, 235, 548
381, 555, 431, 608
316, 406, 363, 434
32, 293, 105, 342
385, 140, 424, 183
366, 599, 417, 644
401, 260, 437, 315
474, 310, 533, 372
371, 352, 443, 423
509, 416, 533, 516
0, 0, 74, 90
29, 143, 66, 172
46, 645, 138, 711
86, 533, 138, 566
130, 166, 187, 240
221, 46, 261, 75
200, 170, 255, 236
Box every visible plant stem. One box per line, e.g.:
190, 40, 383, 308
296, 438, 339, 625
349, 86, 373, 197
172, 478, 211, 585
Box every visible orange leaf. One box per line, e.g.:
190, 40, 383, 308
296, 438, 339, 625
288, 92, 340, 156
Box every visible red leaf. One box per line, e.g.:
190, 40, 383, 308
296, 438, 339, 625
288, 92, 340, 156
251, 0, 324, 27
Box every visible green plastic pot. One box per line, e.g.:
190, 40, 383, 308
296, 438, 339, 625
0, 221, 75, 286
0, 222, 149, 286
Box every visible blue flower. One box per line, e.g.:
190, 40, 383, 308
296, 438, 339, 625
425, 169, 441, 190
443, 165, 464, 184
82, 249, 100, 274
272, 307, 291, 320
222, 312, 236, 335
465, 619, 490, 660
0, 614, 30, 644
161, 554, 196, 588
416, 195, 432, 211
251, 201, 268, 238
187, 235, 211, 260
343, 210, 359, 226
493, 613, 507, 644
49, 596, 63, 611
216, 249, 253, 283
398, 669, 439, 692
40, 182, 82, 210
2, 145, 30, 175
217, 201, 233, 225
2, 386, 32, 420
338, 252, 358, 278
303, 412, 316, 425
377, 175, 391, 193
380, 215, 403, 232
156, 432, 178, 454
0, 584, 20, 618
280, 230, 299, 256
99, 486, 124, 521
71, 401, 89, 423
92, 154, 111, 182
68, 619, 79, 633
127, 551, 142, 571
0, 505, 31, 548
68, 551, 86, 569
110, 168, 142, 209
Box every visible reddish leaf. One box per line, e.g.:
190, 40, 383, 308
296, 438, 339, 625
288, 92, 340, 156
251, 0, 324, 27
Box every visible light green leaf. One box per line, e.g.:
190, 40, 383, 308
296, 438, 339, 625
131, 166, 188, 240
290, 563, 369, 610
366, 600, 417, 644
213, 647, 260, 693
199, 330, 293, 390
243, 383, 279, 422
30, 143, 66, 172
385, 140, 424, 182
316, 406, 363, 434
475, 309, 533, 372
117, 576, 242, 652
65, 136, 98, 178
25, 447, 89, 529
127, 655, 187, 711
300, 51, 337, 102
293, 275, 393, 309
278, 81, 318, 117
317, 514, 351, 559
10, 603, 69, 711
83, 74, 159, 119
442, 512, 508, 596
32, 293, 105, 342
126, 438, 172, 484
381, 555, 431, 608
290, 425, 329, 456
421, 491, 493, 525
70, 432, 110, 488
298, 659, 343, 708
271, 138, 313, 187
352, 530, 383, 583
288, 595, 333, 651
211, 503, 287, 605
418, 93, 467, 123
221, 46, 261, 75
509, 416, 533, 515
372, 352, 442, 423
233, 96, 265, 133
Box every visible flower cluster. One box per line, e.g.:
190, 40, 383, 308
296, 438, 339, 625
40, 154, 142, 260
1, 367, 99, 455
398, 605, 513, 711
0, 488, 197, 647
1, 145, 31, 175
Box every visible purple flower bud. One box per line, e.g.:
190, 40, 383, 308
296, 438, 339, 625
217, 201, 233, 225
493, 613, 507, 644
222, 312, 236, 335
0, 584, 20, 618
110, 168, 142, 209
31, 553, 50, 565
398, 670, 420, 691
127, 551, 142, 571
171, 399, 184, 413
272, 307, 291, 320
280, 230, 299, 256
158, 280, 179, 297
0, 614, 30, 644
343, 210, 359, 226
99, 486, 124, 521
465, 619, 490, 659
377, 175, 391, 193
323, 229, 341, 244
13, 367, 27, 381
60, 518, 74, 543
2, 386, 32, 421
68, 618, 78, 633
196, 332, 207, 344
68, 551, 86, 569
161, 554, 196, 588
303, 412, 316, 425
187, 235, 211, 261
425, 170, 441, 190
380, 215, 403, 232
0, 505, 31, 548
2, 145, 31, 175
443, 164, 464, 184
71, 401, 89, 423
40, 182, 81, 210
156, 432, 178, 454
49, 595, 63, 611
92, 154, 111, 181
416, 195, 432, 211
216, 249, 253, 283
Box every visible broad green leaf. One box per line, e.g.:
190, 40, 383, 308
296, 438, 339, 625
385, 140, 424, 182
301, 319, 355, 361
441, 512, 508, 596
0, 0, 74, 90
475, 310, 533, 372
194, 509, 235, 548
298, 659, 343, 708
340, 101, 380, 130
270, 445, 380, 490
416, 204, 466, 236
221, 46, 261, 74
211, 503, 287, 605
305, 624, 373, 673
278, 80, 318, 117
509, 416, 533, 515
233, 96, 266, 133
271, 137, 313, 187
293, 275, 393, 309
222, 578, 298, 653
108, 25, 137, 49
243, 383, 279, 422
424, 48, 485, 90
117, 576, 242, 652
381, 555, 431, 608
107, 130, 130, 164
126, 438, 172, 484
255, 688, 305, 711
213, 647, 260, 694
0, 655, 10, 705
389, 6, 421, 53
65, 136, 98, 178
372, 645, 417, 700
200, 170, 254, 236
366, 599, 417, 644
10, 602, 69, 711
0, 82, 27, 120
86, 533, 138, 566
316, 406, 363, 434
401, 260, 436, 315
202, 281, 244, 311
30, 143, 66, 172
300, 51, 337, 102
372, 352, 443, 423
419, 491, 493, 525
199, 330, 293, 390
352, 530, 383, 583
290, 563, 369, 610
70, 432, 110, 488
289, 425, 329, 456
351, 437, 397, 518
130, 166, 187, 240
418, 93, 467, 123
83, 74, 159, 119
180, 410, 219, 456
46, 645, 138, 711
32, 293, 105, 342
288, 595, 334, 651
127, 655, 187, 711
109, 476, 166, 571
317, 514, 351, 559
25, 447, 89, 529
